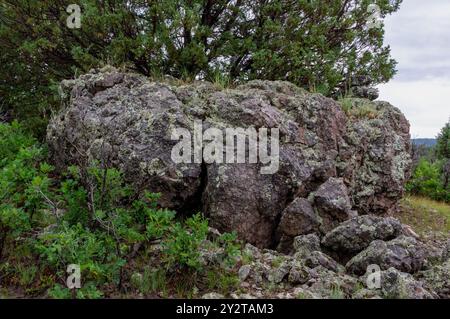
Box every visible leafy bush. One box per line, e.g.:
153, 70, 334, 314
406, 159, 449, 203
0, 121, 242, 298
163, 213, 209, 271
0, 122, 51, 260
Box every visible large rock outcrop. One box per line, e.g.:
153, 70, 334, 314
47, 67, 412, 248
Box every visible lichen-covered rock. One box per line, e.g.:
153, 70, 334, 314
288, 260, 310, 284
352, 86, 380, 101
313, 178, 357, 233
276, 198, 320, 252
47, 67, 412, 248
379, 268, 434, 299
338, 100, 411, 215
267, 260, 292, 284
346, 236, 426, 275
299, 251, 345, 273
305, 266, 359, 299
238, 265, 252, 281
202, 292, 225, 299
419, 260, 450, 299
352, 288, 382, 299
322, 215, 402, 256
293, 233, 321, 255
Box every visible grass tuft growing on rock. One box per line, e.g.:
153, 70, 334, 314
338, 97, 380, 119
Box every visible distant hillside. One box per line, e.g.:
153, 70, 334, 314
412, 138, 437, 147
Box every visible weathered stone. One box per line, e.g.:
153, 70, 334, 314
322, 215, 402, 255
313, 178, 356, 233
202, 292, 225, 299
352, 86, 379, 101
267, 260, 291, 284
276, 198, 320, 252
419, 260, 450, 299
238, 265, 251, 281
338, 100, 411, 215
288, 261, 310, 284
346, 236, 426, 275
293, 233, 321, 255
48, 67, 412, 248
379, 268, 434, 299
296, 251, 344, 273
306, 266, 359, 299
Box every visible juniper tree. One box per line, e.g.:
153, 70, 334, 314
0, 0, 402, 135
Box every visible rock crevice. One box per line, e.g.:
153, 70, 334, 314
47, 67, 412, 248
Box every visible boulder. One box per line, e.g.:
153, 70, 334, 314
313, 177, 357, 233
299, 251, 344, 273
321, 215, 402, 255
288, 261, 311, 284
47, 67, 412, 248
346, 236, 426, 275
375, 268, 434, 299
276, 198, 320, 252
419, 260, 450, 299
352, 86, 380, 101
293, 233, 321, 254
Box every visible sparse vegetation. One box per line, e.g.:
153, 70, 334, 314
407, 120, 450, 203
338, 98, 380, 119
399, 196, 450, 235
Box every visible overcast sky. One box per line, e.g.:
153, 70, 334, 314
377, 0, 450, 138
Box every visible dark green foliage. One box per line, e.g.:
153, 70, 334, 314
163, 213, 209, 271
407, 121, 450, 203
0, 121, 51, 259
0, 121, 241, 298
436, 120, 450, 160
406, 159, 449, 202
0, 0, 401, 135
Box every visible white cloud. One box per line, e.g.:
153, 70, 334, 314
378, 80, 450, 138
378, 0, 450, 137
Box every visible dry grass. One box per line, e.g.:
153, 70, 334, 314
338, 98, 379, 119
398, 195, 450, 236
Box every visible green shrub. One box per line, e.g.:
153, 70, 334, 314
0, 122, 52, 260
0, 122, 243, 298
163, 213, 209, 271
407, 159, 449, 202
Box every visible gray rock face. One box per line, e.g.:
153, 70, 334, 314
313, 177, 357, 233
322, 215, 403, 255
378, 268, 434, 299
293, 234, 321, 254
352, 86, 380, 101
276, 198, 320, 252
346, 236, 426, 275
419, 260, 450, 299
300, 251, 344, 273
47, 67, 412, 248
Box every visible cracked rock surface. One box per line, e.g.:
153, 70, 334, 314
48, 67, 412, 248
